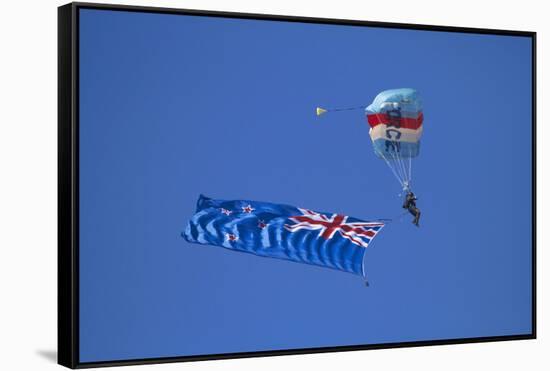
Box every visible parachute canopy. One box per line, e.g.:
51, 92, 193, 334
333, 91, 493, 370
365, 88, 423, 190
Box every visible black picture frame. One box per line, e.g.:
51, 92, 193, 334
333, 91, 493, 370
58, 2, 537, 369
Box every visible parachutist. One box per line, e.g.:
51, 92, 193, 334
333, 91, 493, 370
403, 191, 421, 227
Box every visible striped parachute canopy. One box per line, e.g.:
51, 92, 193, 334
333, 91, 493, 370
365, 88, 423, 191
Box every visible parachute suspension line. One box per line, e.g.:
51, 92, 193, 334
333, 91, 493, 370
384, 148, 400, 182
329, 105, 367, 112
399, 151, 410, 190
382, 143, 413, 194
389, 149, 407, 189
382, 156, 402, 186
393, 145, 408, 186
379, 150, 405, 187
315, 105, 367, 116
400, 147, 411, 186
391, 144, 412, 192
388, 146, 408, 188
374, 210, 410, 223
385, 150, 409, 194
404, 158, 411, 191
385, 151, 405, 187
394, 150, 408, 188
361, 256, 368, 284
409, 148, 412, 187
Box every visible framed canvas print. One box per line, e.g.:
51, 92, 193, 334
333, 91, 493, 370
58, 2, 536, 369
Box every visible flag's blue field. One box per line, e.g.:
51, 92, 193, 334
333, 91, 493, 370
78, 8, 533, 362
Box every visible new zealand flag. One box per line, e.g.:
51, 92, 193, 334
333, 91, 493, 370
182, 195, 384, 276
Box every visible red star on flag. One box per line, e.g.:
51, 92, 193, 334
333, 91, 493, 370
226, 233, 238, 241
220, 208, 232, 216
258, 220, 267, 229
242, 204, 255, 213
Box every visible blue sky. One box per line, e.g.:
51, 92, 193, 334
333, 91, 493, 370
78, 8, 533, 362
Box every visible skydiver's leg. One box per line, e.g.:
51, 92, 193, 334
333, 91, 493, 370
408, 206, 420, 226
413, 208, 421, 226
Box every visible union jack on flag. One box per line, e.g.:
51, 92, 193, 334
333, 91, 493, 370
285, 208, 384, 248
